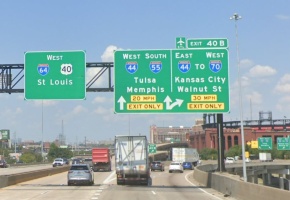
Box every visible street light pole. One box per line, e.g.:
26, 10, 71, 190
41, 100, 44, 162
230, 13, 247, 182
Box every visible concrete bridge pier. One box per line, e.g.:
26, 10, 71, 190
247, 175, 258, 184
279, 175, 284, 189
262, 173, 272, 185
253, 175, 258, 184
285, 175, 290, 191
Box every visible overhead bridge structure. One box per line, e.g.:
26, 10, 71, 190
0, 62, 114, 94
149, 142, 189, 162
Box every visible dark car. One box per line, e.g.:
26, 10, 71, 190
72, 158, 83, 164
0, 160, 8, 168
150, 161, 164, 171
63, 158, 69, 165
182, 162, 193, 170
83, 158, 93, 168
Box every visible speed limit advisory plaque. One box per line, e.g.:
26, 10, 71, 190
24, 50, 86, 100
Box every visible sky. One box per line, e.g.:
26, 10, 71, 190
0, 1, 290, 145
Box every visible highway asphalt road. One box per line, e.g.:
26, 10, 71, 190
0, 165, 236, 200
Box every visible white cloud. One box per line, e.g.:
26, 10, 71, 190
248, 65, 277, 77
274, 74, 290, 93
276, 14, 290, 20
233, 76, 250, 88
15, 107, 23, 114
72, 105, 87, 114
275, 95, 290, 114
278, 95, 290, 103
94, 106, 109, 115
86, 45, 121, 88
240, 59, 254, 68
92, 96, 107, 103
101, 45, 120, 62
86, 68, 106, 87
245, 91, 262, 105
33, 100, 58, 107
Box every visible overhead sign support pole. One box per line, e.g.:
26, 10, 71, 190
217, 113, 226, 172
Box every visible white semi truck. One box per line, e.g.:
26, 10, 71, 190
259, 152, 272, 162
115, 135, 150, 185
171, 147, 200, 166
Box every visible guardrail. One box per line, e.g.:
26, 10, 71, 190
0, 165, 70, 188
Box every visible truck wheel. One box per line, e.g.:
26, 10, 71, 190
117, 181, 123, 185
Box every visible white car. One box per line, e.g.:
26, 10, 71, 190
169, 162, 183, 173
52, 158, 65, 167
225, 157, 235, 164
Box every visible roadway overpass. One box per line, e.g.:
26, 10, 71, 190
149, 142, 189, 162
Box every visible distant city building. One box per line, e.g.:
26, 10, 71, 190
187, 113, 290, 151
43, 142, 50, 152
150, 125, 192, 144
150, 113, 290, 152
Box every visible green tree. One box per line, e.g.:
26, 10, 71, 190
225, 145, 242, 157
48, 143, 73, 161
0, 147, 9, 158
199, 148, 218, 160
20, 152, 36, 163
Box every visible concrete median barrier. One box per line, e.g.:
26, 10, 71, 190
0, 166, 70, 188
193, 164, 290, 200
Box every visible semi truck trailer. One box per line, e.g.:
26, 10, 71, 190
115, 135, 150, 185
171, 147, 200, 166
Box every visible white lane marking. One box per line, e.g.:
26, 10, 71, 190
185, 172, 222, 200
151, 191, 156, 195
95, 190, 102, 193
91, 197, 98, 200
40, 191, 49, 195
103, 171, 116, 184
94, 193, 101, 196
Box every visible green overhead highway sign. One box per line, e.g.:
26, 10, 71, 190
114, 49, 229, 114
258, 137, 273, 150
0, 129, 10, 141
277, 137, 290, 150
187, 38, 228, 49
176, 37, 186, 49
24, 50, 86, 100
149, 144, 157, 154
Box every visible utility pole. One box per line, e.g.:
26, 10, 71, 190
14, 132, 16, 154
230, 13, 247, 182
